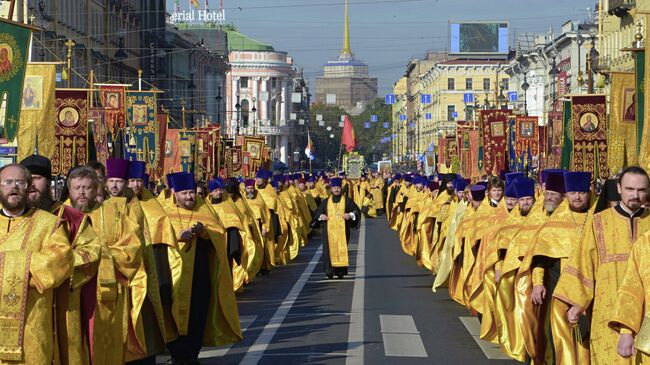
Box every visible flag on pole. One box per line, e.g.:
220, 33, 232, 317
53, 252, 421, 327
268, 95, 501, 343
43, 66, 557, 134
341, 115, 356, 152
305, 130, 315, 160
190, 0, 200, 9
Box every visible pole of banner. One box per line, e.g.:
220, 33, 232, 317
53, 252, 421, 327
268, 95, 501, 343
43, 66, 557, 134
138, 69, 142, 91
65, 39, 75, 88
7, 0, 15, 21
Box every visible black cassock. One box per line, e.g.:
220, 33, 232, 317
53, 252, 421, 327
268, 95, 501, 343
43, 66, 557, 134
311, 194, 361, 278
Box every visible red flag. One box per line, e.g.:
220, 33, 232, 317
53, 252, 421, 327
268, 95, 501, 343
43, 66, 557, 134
341, 115, 357, 152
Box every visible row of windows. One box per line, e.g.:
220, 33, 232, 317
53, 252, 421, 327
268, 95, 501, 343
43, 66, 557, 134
446, 78, 509, 91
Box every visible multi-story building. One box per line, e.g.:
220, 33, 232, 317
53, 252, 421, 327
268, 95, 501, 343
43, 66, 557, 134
222, 25, 305, 166
391, 77, 407, 163
417, 59, 510, 154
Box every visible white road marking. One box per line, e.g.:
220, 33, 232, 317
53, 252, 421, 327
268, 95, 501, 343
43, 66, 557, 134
156, 315, 257, 364
346, 218, 366, 365
459, 317, 512, 360
238, 246, 323, 365
380, 314, 428, 357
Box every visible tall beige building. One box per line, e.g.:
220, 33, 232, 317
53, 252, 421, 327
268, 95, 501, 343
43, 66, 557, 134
314, 0, 377, 115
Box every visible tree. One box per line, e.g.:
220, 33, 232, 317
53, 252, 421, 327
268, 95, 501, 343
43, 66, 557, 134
308, 103, 346, 169
350, 98, 392, 163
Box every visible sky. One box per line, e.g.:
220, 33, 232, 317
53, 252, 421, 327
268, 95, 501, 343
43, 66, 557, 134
167, 0, 596, 95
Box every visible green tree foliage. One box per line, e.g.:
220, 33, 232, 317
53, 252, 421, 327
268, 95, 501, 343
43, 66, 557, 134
350, 98, 392, 163
308, 98, 392, 167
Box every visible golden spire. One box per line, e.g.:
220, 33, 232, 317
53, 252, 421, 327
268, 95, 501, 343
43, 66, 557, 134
342, 0, 351, 55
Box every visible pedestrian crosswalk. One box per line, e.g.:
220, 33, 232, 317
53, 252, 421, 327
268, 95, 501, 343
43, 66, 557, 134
380, 314, 428, 358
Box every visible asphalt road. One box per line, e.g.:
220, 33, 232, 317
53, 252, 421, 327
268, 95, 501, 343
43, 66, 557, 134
157, 215, 514, 365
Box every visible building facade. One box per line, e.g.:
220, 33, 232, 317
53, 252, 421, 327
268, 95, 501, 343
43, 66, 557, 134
223, 25, 305, 166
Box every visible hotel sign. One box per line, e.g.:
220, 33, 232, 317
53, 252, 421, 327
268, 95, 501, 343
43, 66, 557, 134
168, 1, 226, 25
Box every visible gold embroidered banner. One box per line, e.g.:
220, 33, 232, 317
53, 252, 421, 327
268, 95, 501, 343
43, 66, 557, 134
609, 72, 636, 172
571, 95, 609, 179
52, 89, 89, 175
16, 63, 57, 161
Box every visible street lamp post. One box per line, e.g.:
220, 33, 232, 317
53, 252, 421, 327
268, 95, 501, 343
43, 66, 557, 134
252, 97, 258, 135
521, 73, 530, 115
235, 92, 241, 137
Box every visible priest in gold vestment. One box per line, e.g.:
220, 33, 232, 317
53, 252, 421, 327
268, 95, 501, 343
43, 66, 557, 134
20, 155, 101, 365
164, 173, 242, 364
311, 177, 360, 279
0, 164, 73, 364
554, 166, 650, 365
68, 166, 143, 365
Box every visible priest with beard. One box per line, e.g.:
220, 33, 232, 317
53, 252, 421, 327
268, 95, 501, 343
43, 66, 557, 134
0, 164, 73, 365
164, 173, 242, 364
311, 177, 360, 279
20, 155, 101, 365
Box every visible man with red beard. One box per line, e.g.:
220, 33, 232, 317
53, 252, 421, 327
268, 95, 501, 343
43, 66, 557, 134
67, 166, 142, 364
0, 164, 73, 364
20, 155, 100, 365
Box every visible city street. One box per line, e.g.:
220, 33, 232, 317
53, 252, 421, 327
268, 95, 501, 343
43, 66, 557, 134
158, 217, 513, 365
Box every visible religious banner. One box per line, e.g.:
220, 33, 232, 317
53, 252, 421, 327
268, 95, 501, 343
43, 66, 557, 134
514, 115, 539, 171
193, 127, 220, 180
51, 89, 89, 175
0, 19, 32, 142
243, 136, 265, 162
456, 121, 479, 178
178, 129, 196, 173
153, 109, 168, 181
571, 95, 609, 179
17, 63, 57, 161
242, 151, 251, 177
88, 108, 110, 165
163, 128, 180, 175
508, 116, 517, 171
99, 85, 125, 135
125, 91, 159, 169
479, 109, 512, 175
538, 125, 549, 171
609, 72, 636, 172
437, 136, 447, 171
225, 146, 243, 177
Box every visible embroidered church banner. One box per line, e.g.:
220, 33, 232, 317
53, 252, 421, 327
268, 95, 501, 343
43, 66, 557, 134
0, 19, 31, 142
571, 95, 609, 179
125, 91, 159, 169
515, 116, 539, 171
479, 109, 512, 175
52, 89, 88, 175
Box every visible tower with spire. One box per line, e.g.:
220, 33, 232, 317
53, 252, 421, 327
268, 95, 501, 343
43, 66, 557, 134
315, 0, 377, 115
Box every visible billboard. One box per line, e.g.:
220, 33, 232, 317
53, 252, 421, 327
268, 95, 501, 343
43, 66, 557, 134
449, 22, 509, 55
167, 0, 226, 25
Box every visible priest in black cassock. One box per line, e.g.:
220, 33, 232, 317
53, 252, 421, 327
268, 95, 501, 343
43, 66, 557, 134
311, 177, 361, 279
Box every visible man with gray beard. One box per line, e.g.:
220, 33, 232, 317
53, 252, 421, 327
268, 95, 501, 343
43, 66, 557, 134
542, 171, 566, 215
0, 164, 73, 365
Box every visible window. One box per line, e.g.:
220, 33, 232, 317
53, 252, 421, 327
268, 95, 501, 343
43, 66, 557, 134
465, 78, 473, 90
483, 78, 491, 91
240, 77, 249, 89
447, 105, 456, 121
502, 78, 509, 90
271, 77, 277, 89
447, 78, 455, 90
